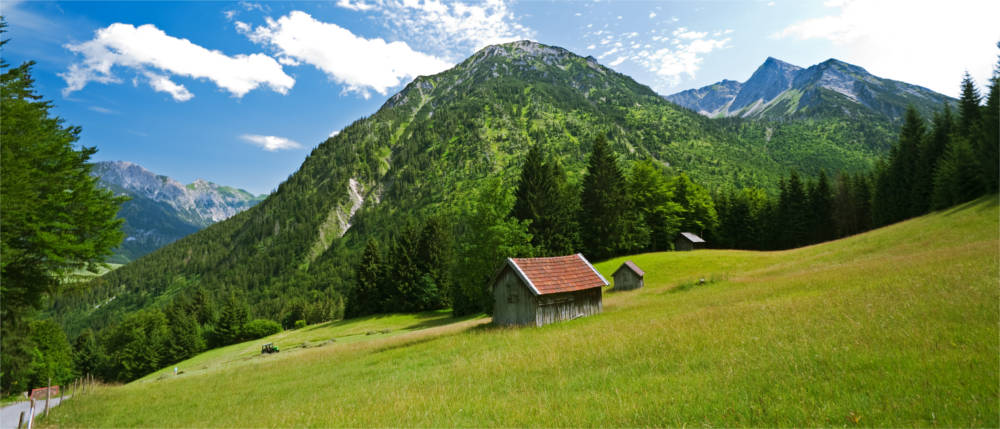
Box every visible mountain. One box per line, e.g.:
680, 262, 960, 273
55, 41, 924, 337
91, 161, 265, 263
666, 57, 954, 121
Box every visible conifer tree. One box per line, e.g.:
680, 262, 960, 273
980, 58, 999, 192
852, 173, 873, 233
512, 144, 580, 256
416, 217, 451, 308
832, 172, 857, 238
579, 136, 632, 260
957, 72, 982, 139
216, 294, 249, 346
807, 171, 835, 243
163, 300, 204, 364
932, 137, 985, 208
914, 106, 954, 213
351, 239, 384, 316
778, 171, 809, 248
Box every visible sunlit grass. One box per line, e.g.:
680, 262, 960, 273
45, 197, 998, 427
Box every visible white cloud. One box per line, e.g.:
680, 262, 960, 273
586, 44, 596, 50
242, 11, 451, 97
649, 12, 656, 18
609, 56, 627, 66
241, 134, 303, 151
144, 71, 194, 101
767, 1, 775, 6
330, 130, 341, 137
351, 0, 533, 60
88, 106, 115, 114
62, 23, 294, 99
636, 32, 731, 89
775, 0, 1000, 96
337, 0, 376, 11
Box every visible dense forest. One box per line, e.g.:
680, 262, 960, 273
5, 39, 995, 389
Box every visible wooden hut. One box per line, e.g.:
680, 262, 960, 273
492, 254, 607, 327
675, 232, 706, 251
612, 260, 645, 290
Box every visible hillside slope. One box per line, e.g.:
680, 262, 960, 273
56, 41, 902, 337
47, 197, 998, 427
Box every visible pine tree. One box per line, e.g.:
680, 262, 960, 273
832, 172, 857, 238
512, 145, 580, 256
163, 300, 205, 364
914, 106, 954, 213
807, 171, 835, 243
579, 136, 632, 260
932, 137, 985, 209
416, 217, 452, 308
852, 173, 873, 233
351, 239, 384, 316
980, 56, 999, 192
897, 107, 927, 217
216, 294, 249, 346
778, 171, 809, 248
957, 72, 982, 140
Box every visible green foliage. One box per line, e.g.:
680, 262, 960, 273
0, 24, 125, 394
103, 309, 169, 382
627, 160, 682, 251
72, 329, 106, 380
450, 178, 534, 315
242, 319, 282, 340
932, 137, 985, 209
512, 144, 581, 255
215, 294, 249, 347
26, 320, 75, 389
294, 320, 307, 330
580, 135, 645, 260
350, 239, 384, 317
669, 172, 718, 239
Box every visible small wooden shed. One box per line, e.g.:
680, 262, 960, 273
612, 260, 645, 290
492, 253, 608, 327
675, 232, 706, 251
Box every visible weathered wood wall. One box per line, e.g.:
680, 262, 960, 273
534, 288, 602, 327
492, 267, 537, 326
613, 269, 643, 290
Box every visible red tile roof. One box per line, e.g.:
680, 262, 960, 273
614, 260, 644, 277
507, 254, 608, 295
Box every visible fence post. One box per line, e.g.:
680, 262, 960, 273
17, 411, 24, 429
45, 377, 51, 417
26, 398, 35, 429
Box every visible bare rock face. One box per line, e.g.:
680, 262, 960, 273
91, 161, 265, 262
665, 56, 953, 122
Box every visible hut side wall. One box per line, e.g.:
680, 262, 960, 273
492, 267, 537, 326
613, 270, 643, 290
534, 288, 602, 327
675, 238, 694, 251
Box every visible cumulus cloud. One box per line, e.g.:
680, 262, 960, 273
144, 71, 194, 101
349, 0, 534, 59
649, 12, 656, 18
62, 23, 294, 100
775, 0, 1000, 96
241, 134, 303, 151
337, 0, 376, 11
241, 11, 451, 98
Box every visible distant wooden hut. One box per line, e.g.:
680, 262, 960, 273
612, 260, 645, 290
491, 254, 608, 327
675, 232, 706, 251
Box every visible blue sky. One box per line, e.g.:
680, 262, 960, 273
4, 0, 998, 195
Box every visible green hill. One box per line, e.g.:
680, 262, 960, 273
53, 40, 908, 339
46, 197, 998, 427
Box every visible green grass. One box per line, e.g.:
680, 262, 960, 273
45, 197, 998, 427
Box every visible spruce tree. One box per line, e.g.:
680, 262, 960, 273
416, 217, 451, 308
579, 136, 631, 260
807, 171, 835, 243
351, 239, 384, 316
932, 137, 985, 208
980, 59, 999, 192
957, 72, 982, 140
778, 171, 809, 248
914, 106, 954, 213
832, 172, 857, 238
216, 294, 249, 346
512, 145, 580, 256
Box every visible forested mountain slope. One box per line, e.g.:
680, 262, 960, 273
54, 40, 914, 338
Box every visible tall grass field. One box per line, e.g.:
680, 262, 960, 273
45, 197, 998, 427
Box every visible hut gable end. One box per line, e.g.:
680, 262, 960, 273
491, 254, 607, 327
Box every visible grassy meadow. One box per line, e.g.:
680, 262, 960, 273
44, 197, 998, 427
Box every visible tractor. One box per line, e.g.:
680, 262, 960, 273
261, 343, 279, 354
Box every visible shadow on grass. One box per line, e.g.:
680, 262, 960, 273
940, 194, 997, 217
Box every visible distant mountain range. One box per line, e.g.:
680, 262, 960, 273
92, 161, 265, 263
666, 57, 954, 122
